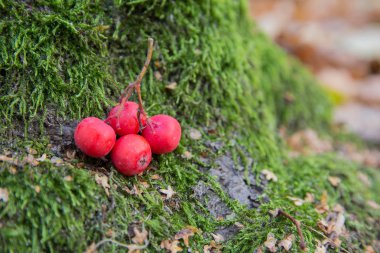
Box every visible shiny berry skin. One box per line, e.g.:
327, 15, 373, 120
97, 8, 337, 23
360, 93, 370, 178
74, 117, 116, 158
142, 114, 181, 154
111, 134, 152, 176
106, 102, 147, 136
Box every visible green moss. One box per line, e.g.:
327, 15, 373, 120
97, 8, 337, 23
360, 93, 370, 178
0, 0, 378, 252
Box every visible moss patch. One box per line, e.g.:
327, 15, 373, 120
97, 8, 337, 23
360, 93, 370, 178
0, 0, 379, 252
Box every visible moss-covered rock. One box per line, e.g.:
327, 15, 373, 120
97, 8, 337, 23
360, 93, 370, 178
1, 0, 379, 252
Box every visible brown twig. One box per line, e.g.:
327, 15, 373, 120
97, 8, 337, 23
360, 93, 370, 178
105, 38, 154, 128
277, 209, 307, 251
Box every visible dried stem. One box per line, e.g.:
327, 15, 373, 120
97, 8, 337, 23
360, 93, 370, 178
105, 38, 154, 127
277, 209, 307, 251
93, 238, 149, 252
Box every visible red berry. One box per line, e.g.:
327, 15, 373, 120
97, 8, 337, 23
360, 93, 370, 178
111, 134, 152, 176
142, 114, 181, 154
106, 102, 147, 136
74, 117, 116, 158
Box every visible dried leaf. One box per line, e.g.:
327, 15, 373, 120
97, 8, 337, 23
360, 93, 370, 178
25, 154, 39, 166
182, 151, 192, 159
288, 196, 305, 206
95, 174, 110, 196
189, 128, 202, 140
328, 176, 341, 187
160, 239, 183, 253
85, 242, 97, 253
151, 174, 162, 180
26, 147, 37, 155
174, 227, 195, 247
0, 155, 19, 165
278, 234, 294, 251
132, 227, 148, 245
166, 82, 177, 90
64, 175, 73, 182
154, 71, 162, 81
234, 222, 245, 229
262, 169, 278, 182
203, 240, 223, 253
365, 245, 376, 253
269, 208, 280, 217
211, 233, 224, 243
367, 200, 380, 210
315, 191, 329, 214
357, 172, 372, 187
160, 186, 176, 199
105, 229, 114, 238
51, 156, 64, 166
65, 149, 76, 160
314, 243, 326, 253
0, 188, 9, 202
264, 233, 277, 252
8, 166, 17, 175
36, 154, 47, 162
34, 185, 41, 193
139, 180, 150, 189
304, 193, 315, 203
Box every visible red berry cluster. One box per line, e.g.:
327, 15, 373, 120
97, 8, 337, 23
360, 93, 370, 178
74, 39, 181, 176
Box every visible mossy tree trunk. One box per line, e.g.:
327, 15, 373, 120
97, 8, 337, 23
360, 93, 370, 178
1, 1, 379, 252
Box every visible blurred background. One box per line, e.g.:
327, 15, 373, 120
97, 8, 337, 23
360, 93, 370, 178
249, 0, 380, 144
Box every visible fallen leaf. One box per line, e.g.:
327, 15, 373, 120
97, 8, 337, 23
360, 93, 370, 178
64, 175, 73, 182
166, 82, 177, 90
139, 180, 150, 189
328, 176, 341, 187
105, 229, 114, 238
65, 149, 76, 160
234, 222, 245, 229
365, 245, 376, 253
95, 174, 110, 196
175, 227, 195, 247
26, 147, 37, 155
367, 200, 380, 210
36, 154, 47, 162
160, 186, 176, 199
264, 233, 277, 252
51, 156, 64, 166
0, 188, 9, 202
269, 208, 280, 217
8, 166, 17, 175
314, 243, 326, 253
160, 239, 183, 253
154, 71, 163, 81
182, 151, 192, 159
357, 172, 372, 187
151, 174, 162, 180
288, 196, 305, 206
203, 240, 223, 253
24, 154, 39, 166
85, 242, 97, 253
315, 191, 329, 214
261, 169, 278, 182
211, 233, 224, 243
278, 234, 294, 251
0, 155, 20, 166
132, 227, 148, 245
34, 185, 41, 193
189, 128, 202, 140
304, 193, 315, 203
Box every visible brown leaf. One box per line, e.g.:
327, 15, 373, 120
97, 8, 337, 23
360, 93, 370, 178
278, 234, 294, 251
151, 174, 162, 180
132, 227, 148, 245
0, 155, 20, 166
304, 193, 315, 203
36, 154, 47, 162
166, 82, 177, 90
24, 154, 39, 166
328, 176, 341, 187
154, 71, 163, 81
34, 185, 41, 193
160, 239, 183, 253
203, 240, 223, 253
314, 242, 326, 253
211, 233, 224, 243
85, 242, 97, 253
315, 191, 329, 214
65, 149, 76, 160
51, 156, 64, 166
288, 196, 305, 206
264, 233, 277, 252
365, 245, 376, 253
261, 169, 278, 182
0, 188, 9, 202
367, 200, 380, 210
8, 166, 17, 175
182, 151, 192, 159
139, 180, 150, 189
174, 227, 195, 247
64, 175, 73, 182
189, 128, 202, 140
95, 174, 110, 196
357, 172, 372, 187
26, 147, 38, 155
269, 208, 280, 217
160, 186, 176, 199
105, 229, 114, 238
234, 222, 245, 229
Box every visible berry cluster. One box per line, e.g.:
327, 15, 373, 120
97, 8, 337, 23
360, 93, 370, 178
74, 39, 181, 176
